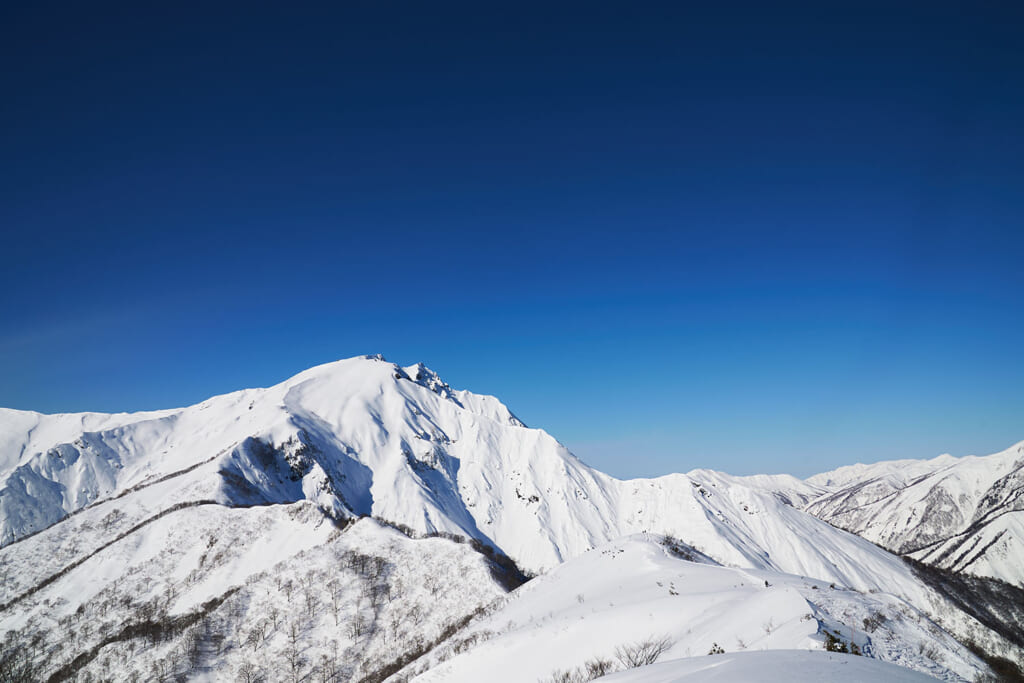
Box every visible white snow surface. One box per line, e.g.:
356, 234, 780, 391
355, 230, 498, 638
1, 353, 1005, 600
798, 441, 1024, 586
405, 535, 986, 682
599, 650, 940, 683
1, 354, 1021, 679
0, 503, 510, 681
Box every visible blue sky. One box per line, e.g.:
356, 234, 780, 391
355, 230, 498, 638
1, 2, 1022, 477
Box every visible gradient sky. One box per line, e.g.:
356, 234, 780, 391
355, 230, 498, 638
2, 2, 1022, 478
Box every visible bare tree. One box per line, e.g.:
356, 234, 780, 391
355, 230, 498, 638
285, 621, 304, 683
236, 661, 263, 683
246, 627, 263, 653
347, 613, 367, 640
303, 582, 319, 618
327, 578, 343, 625
614, 635, 673, 669
0, 640, 41, 683
316, 653, 334, 683
185, 627, 203, 670
585, 658, 615, 677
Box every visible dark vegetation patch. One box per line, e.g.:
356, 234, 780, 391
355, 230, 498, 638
904, 556, 1024, 650
45, 590, 239, 683
373, 518, 533, 591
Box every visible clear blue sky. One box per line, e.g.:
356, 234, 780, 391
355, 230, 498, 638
1, 2, 1022, 478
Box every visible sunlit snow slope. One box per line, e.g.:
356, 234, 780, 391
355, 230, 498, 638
403, 535, 987, 682
1, 353, 1004, 601
2, 354, 1021, 678
600, 650, 942, 683
0, 357, 1018, 611
801, 442, 1024, 587
0, 503, 513, 681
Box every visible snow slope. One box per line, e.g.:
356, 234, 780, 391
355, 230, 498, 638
801, 441, 1024, 586
1, 354, 1005, 601
1, 354, 1021, 678
0, 499, 513, 682
599, 650, 941, 683
403, 535, 987, 682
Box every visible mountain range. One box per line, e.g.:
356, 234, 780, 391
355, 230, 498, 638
1, 355, 1021, 682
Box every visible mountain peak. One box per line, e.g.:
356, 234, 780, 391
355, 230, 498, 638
401, 362, 458, 402
0, 359, 1020, 682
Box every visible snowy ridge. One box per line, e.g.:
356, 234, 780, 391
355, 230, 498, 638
0, 500, 512, 681
1, 354, 1022, 680
806, 454, 962, 490
0, 356, 988, 602
799, 441, 1024, 587
403, 535, 987, 682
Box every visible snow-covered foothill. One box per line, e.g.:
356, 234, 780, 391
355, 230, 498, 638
404, 535, 987, 682
598, 650, 941, 683
0, 504, 512, 681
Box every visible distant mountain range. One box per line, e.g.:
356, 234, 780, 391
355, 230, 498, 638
1, 355, 1021, 681
801, 441, 1024, 588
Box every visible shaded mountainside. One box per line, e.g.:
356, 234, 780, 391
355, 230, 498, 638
903, 556, 1024, 680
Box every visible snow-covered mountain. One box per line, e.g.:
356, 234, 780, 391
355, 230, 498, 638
0, 355, 1005, 592
797, 442, 1024, 589
400, 535, 988, 682
1, 354, 1021, 681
